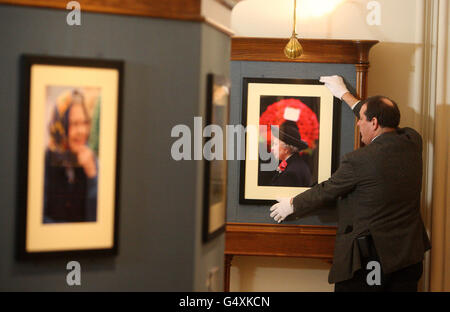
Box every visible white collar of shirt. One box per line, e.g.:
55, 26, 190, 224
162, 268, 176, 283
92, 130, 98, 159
371, 134, 381, 142
351, 101, 361, 110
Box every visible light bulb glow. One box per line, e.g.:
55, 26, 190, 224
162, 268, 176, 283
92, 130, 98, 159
298, 0, 344, 19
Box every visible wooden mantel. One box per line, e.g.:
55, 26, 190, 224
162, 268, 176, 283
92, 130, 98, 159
0, 0, 203, 21
231, 37, 379, 65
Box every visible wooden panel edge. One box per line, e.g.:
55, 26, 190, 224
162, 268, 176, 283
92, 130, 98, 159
231, 37, 379, 64
0, 0, 203, 22
225, 222, 336, 259
226, 222, 337, 235
225, 251, 334, 259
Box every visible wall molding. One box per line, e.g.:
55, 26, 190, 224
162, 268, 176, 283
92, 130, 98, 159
204, 16, 235, 36
0, 0, 237, 36
420, 0, 440, 293
427, 0, 450, 292
231, 37, 379, 64
0, 0, 203, 22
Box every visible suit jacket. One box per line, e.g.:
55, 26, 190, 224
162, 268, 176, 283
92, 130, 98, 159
292, 102, 431, 284
271, 153, 312, 187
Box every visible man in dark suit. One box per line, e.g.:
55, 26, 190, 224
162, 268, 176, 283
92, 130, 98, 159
269, 75, 431, 292
270, 121, 312, 187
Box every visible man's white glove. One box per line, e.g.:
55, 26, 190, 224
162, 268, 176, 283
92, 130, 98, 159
320, 75, 349, 99
269, 198, 294, 223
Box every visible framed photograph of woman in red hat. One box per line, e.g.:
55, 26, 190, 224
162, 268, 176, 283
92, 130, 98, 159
240, 77, 338, 205
18, 55, 123, 258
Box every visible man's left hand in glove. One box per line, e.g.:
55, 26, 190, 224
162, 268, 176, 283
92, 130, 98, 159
269, 198, 294, 223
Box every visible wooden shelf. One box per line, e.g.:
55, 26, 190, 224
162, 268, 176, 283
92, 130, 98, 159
231, 37, 379, 64
224, 222, 337, 291
226, 222, 336, 258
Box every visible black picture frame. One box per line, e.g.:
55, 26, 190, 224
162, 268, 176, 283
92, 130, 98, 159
239, 77, 340, 205
202, 73, 230, 242
17, 55, 124, 259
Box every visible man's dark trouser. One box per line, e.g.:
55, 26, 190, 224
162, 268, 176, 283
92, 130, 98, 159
334, 236, 423, 292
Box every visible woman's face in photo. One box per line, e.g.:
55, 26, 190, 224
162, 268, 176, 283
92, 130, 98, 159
271, 137, 289, 161
68, 103, 90, 154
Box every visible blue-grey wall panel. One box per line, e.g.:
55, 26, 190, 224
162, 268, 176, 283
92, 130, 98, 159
194, 23, 231, 291
0, 5, 202, 291
227, 61, 357, 226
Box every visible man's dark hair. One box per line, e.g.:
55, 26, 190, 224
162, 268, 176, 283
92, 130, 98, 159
362, 95, 401, 128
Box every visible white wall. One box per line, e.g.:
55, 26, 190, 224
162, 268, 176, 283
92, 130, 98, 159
230, 0, 426, 292
232, 0, 419, 41
230, 257, 333, 292
202, 0, 233, 32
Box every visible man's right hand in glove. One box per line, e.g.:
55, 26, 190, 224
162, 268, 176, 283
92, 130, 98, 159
320, 75, 360, 109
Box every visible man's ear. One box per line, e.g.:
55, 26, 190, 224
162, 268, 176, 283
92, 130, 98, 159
371, 117, 379, 130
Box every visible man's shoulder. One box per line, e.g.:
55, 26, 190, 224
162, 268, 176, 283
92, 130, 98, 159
382, 127, 423, 151
342, 127, 422, 162
340, 137, 386, 164
342, 145, 372, 162
396, 127, 422, 141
